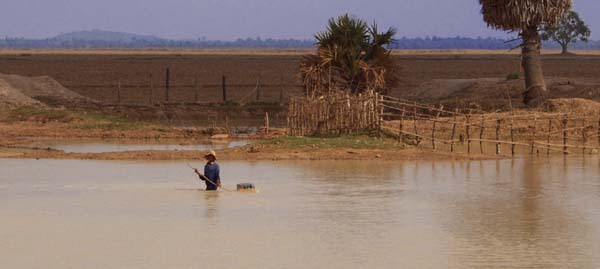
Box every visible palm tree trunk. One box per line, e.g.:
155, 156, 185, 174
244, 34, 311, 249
521, 26, 547, 107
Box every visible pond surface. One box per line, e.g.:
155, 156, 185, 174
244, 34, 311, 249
1, 156, 600, 268
25, 140, 249, 153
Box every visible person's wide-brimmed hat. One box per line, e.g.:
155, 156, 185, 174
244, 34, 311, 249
204, 150, 217, 159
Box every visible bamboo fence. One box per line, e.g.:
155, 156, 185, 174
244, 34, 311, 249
379, 95, 600, 155
287, 92, 600, 155
287, 91, 381, 136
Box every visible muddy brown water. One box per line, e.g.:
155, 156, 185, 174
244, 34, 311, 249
1, 156, 600, 268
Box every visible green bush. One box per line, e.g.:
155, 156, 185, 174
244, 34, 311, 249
260, 134, 403, 149
1, 106, 146, 131
506, 73, 520, 81
4, 106, 77, 123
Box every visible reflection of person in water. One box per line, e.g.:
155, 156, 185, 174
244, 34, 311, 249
194, 150, 221, 191
203, 191, 219, 219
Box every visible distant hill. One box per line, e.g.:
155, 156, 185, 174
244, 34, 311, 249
53, 30, 164, 43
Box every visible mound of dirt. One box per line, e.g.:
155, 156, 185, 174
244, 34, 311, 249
543, 98, 600, 115
0, 73, 96, 110
0, 79, 46, 109
404, 78, 521, 110
403, 77, 600, 111
405, 78, 504, 100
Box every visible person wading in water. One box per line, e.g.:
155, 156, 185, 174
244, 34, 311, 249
194, 150, 221, 191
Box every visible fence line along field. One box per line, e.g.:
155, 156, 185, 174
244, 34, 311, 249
0, 53, 305, 105
1, 52, 600, 108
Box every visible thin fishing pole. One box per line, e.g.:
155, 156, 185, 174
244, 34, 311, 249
186, 162, 233, 192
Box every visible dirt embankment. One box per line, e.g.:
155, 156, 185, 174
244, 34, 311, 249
404, 77, 600, 111
543, 98, 600, 115
0, 79, 43, 109
0, 73, 97, 109
0, 121, 222, 147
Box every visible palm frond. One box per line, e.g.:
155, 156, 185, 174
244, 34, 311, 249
479, 0, 572, 31
301, 14, 398, 95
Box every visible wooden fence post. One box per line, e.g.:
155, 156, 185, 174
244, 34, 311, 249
225, 115, 230, 131
265, 112, 270, 135
302, 100, 305, 136
222, 75, 227, 103
379, 95, 384, 138
293, 99, 297, 136
287, 106, 291, 136
399, 111, 405, 144
432, 119, 437, 149
450, 112, 457, 153
117, 79, 121, 104
149, 74, 153, 105
531, 117, 537, 154
194, 77, 199, 103
432, 110, 441, 149
279, 74, 285, 105
510, 117, 515, 156
328, 66, 332, 93
165, 68, 170, 103
413, 103, 419, 145
289, 99, 292, 136
256, 73, 262, 102
496, 118, 501, 155
562, 116, 568, 154
479, 114, 485, 154
597, 112, 600, 147
375, 93, 382, 137
547, 119, 552, 155
582, 117, 587, 155
279, 87, 284, 105
466, 114, 471, 154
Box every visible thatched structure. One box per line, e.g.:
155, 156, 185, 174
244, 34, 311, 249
479, 0, 572, 107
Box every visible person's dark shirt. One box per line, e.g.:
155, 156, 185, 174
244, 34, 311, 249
203, 162, 220, 191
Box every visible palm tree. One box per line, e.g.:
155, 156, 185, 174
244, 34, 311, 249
300, 14, 398, 96
479, 0, 572, 106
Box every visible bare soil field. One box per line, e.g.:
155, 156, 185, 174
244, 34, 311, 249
0, 52, 303, 105
1, 50, 600, 109
2, 47, 598, 160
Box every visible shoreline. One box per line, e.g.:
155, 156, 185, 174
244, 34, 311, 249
0, 137, 506, 161
0, 122, 497, 161
0, 145, 496, 161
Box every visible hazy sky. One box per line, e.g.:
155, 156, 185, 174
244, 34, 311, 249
1, 0, 598, 40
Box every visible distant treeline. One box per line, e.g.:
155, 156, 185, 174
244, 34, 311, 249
390, 37, 600, 50
1, 36, 599, 50
0, 37, 316, 49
